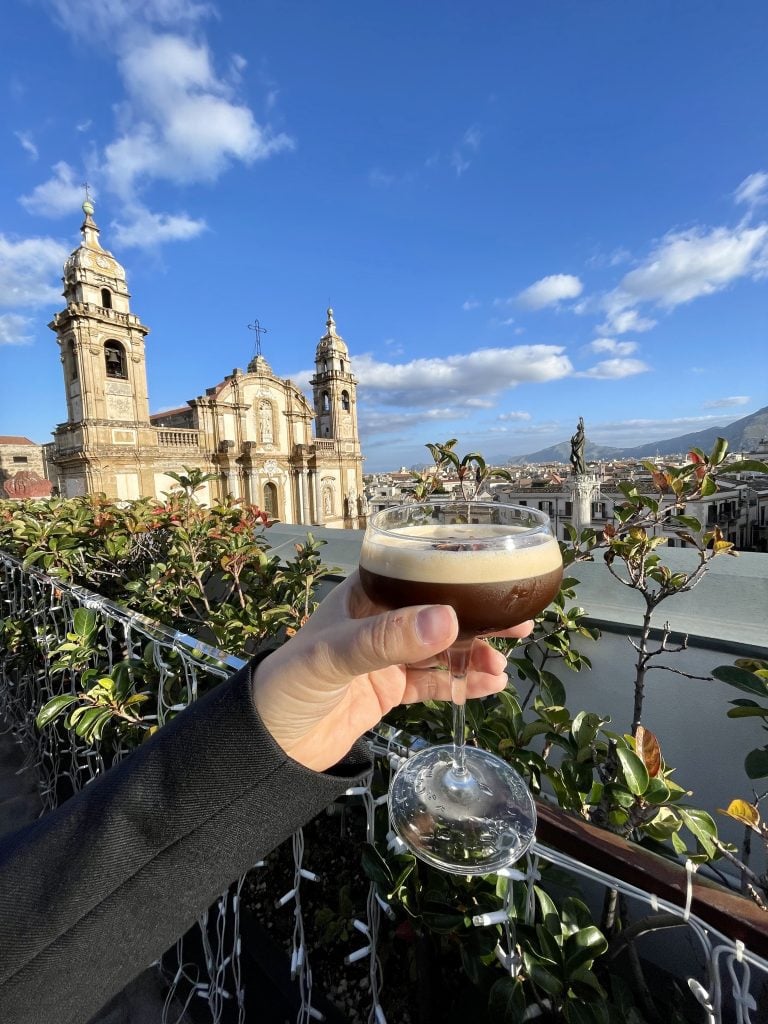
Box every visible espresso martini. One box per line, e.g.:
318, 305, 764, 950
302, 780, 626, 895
359, 523, 562, 636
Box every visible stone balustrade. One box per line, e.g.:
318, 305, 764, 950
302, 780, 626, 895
156, 428, 200, 448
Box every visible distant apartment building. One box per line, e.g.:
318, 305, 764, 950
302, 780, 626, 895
365, 450, 768, 552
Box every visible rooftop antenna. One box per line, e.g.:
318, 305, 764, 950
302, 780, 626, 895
247, 318, 268, 358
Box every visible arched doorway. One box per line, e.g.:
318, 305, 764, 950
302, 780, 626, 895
263, 481, 278, 519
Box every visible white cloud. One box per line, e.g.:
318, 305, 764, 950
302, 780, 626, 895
369, 168, 404, 188
351, 345, 573, 406
587, 247, 631, 269
463, 125, 482, 150
0, 313, 34, 346
588, 337, 638, 356
382, 338, 405, 357
111, 204, 207, 248
462, 299, 480, 311
37, 7, 292, 242
451, 151, 471, 176
15, 131, 38, 161
498, 411, 532, 421
450, 124, 482, 177
616, 224, 768, 308
577, 358, 650, 380
516, 273, 583, 310
703, 396, 751, 409
0, 234, 69, 308
590, 414, 737, 441
19, 161, 84, 217
76, 119, 92, 133
734, 171, 768, 209
46, 0, 212, 39
293, 345, 573, 410
101, 35, 293, 199
359, 408, 460, 435
597, 306, 657, 335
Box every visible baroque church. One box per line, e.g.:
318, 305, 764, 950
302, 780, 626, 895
48, 200, 366, 528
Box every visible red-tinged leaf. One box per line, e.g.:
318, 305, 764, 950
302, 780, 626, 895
651, 470, 669, 491
635, 726, 662, 777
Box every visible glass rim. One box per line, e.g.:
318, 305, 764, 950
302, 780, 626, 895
368, 499, 554, 546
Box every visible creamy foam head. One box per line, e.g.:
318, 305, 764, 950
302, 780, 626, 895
360, 523, 562, 584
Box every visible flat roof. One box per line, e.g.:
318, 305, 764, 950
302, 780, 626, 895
263, 523, 767, 653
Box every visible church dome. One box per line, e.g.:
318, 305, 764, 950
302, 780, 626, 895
63, 199, 126, 283
316, 307, 349, 357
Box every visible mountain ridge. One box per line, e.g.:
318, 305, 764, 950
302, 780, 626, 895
507, 405, 768, 465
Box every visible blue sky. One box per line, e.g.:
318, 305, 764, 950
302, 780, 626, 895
1, 0, 766, 471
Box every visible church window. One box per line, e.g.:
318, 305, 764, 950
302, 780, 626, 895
69, 340, 78, 380
101, 288, 112, 309
341, 390, 350, 412
263, 482, 278, 518
322, 391, 330, 412
104, 341, 127, 379
323, 360, 328, 372
340, 359, 345, 372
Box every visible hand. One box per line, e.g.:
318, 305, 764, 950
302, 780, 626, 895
252, 571, 533, 772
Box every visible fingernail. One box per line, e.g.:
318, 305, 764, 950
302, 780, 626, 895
415, 606, 452, 645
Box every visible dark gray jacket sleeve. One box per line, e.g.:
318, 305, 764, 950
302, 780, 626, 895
0, 658, 373, 1024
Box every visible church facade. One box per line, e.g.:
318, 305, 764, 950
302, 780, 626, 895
48, 201, 365, 527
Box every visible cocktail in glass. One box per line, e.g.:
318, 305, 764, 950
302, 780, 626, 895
360, 500, 563, 874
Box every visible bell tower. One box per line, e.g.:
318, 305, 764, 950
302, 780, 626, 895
309, 308, 365, 527
311, 308, 359, 442
49, 198, 154, 498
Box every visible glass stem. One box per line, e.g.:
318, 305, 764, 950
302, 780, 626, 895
448, 640, 473, 775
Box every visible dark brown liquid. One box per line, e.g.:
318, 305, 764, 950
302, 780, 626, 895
359, 565, 563, 638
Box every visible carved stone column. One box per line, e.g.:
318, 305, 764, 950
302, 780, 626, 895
312, 469, 324, 525
225, 466, 240, 500
301, 469, 312, 524
295, 470, 305, 525
569, 474, 600, 535
245, 466, 258, 506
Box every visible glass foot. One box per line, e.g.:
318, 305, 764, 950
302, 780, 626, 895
388, 744, 536, 875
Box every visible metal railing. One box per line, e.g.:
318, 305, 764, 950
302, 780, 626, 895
1, 550, 766, 1024
0, 552, 243, 1022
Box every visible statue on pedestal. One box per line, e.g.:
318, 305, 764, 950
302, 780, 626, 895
570, 416, 586, 476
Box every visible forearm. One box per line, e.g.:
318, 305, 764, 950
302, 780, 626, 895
0, 661, 372, 1024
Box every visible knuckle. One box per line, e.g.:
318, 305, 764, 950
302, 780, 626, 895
365, 613, 395, 664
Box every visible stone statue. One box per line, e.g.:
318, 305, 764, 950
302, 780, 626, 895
570, 416, 586, 475
259, 400, 273, 444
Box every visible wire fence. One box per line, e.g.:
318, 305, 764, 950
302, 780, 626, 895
1, 550, 766, 1024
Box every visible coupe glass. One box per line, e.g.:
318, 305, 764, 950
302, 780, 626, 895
359, 500, 563, 874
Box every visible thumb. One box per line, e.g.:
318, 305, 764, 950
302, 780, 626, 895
317, 604, 458, 680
